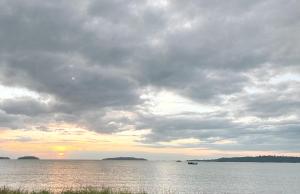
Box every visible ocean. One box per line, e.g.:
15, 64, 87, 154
0, 160, 300, 194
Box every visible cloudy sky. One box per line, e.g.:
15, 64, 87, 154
0, 0, 299, 160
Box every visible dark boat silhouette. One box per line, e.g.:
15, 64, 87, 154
187, 161, 198, 165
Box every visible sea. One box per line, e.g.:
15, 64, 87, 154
0, 160, 300, 194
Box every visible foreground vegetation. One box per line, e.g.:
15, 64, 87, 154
0, 187, 146, 194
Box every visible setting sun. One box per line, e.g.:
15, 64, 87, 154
52, 146, 67, 152
58, 152, 65, 157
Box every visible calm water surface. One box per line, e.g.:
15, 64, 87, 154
0, 160, 300, 194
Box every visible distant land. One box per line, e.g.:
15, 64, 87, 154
188, 156, 300, 163
102, 157, 147, 161
18, 156, 40, 160
0, 157, 10, 159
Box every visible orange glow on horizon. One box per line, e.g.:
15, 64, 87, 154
1, 128, 300, 159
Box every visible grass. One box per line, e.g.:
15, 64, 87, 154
0, 187, 147, 194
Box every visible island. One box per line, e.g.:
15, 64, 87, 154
18, 156, 40, 160
188, 156, 300, 163
0, 157, 10, 159
102, 157, 147, 161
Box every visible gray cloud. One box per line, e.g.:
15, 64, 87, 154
0, 109, 25, 129
0, 97, 50, 116
0, 0, 299, 153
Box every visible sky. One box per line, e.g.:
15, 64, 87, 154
0, 0, 300, 160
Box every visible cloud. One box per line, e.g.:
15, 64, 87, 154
0, 0, 299, 153
0, 109, 25, 129
0, 97, 51, 116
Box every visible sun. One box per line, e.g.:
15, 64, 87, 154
58, 152, 65, 157
52, 145, 67, 152
52, 146, 67, 158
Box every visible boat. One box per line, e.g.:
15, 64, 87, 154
187, 161, 198, 165
176, 160, 182, 162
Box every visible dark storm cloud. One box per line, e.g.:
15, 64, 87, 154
0, 0, 299, 152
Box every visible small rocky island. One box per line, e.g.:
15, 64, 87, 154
0, 157, 10, 159
189, 156, 300, 163
18, 156, 40, 160
102, 157, 147, 161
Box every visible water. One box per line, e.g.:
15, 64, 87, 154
0, 160, 300, 194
